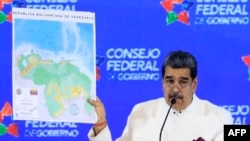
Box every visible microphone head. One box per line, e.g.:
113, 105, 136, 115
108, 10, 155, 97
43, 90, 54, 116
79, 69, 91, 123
171, 98, 176, 105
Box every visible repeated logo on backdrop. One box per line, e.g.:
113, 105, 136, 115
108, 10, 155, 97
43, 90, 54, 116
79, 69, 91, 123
0, 0, 25, 24
242, 55, 250, 80
222, 105, 250, 124
24, 121, 79, 137
106, 48, 161, 81
160, 0, 195, 25
25, 0, 78, 10
194, 0, 249, 25
0, 102, 19, 137
160, 0, 249, 25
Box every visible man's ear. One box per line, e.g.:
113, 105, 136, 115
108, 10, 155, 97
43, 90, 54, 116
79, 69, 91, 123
161, 78, 165, 91
192, 76, 198, 90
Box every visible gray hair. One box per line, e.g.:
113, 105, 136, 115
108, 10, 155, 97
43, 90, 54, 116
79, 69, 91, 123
161, 50, 197, 79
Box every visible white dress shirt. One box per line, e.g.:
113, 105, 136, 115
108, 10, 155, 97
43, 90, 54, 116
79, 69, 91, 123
88, 94, 233, 141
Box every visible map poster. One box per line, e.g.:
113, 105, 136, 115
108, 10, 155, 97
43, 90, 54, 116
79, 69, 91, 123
12, 8, 97, 123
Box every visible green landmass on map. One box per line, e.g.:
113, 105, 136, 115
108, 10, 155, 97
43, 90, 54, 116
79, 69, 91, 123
17, 51, 94, 117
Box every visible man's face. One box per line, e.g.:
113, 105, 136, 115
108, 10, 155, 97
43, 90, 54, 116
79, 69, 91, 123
162, 66, 198, 110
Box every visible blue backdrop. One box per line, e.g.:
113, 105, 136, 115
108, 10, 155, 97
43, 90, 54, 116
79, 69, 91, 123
0, 0, 250, 140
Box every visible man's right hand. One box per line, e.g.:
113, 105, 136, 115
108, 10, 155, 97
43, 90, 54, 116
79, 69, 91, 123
88, 97, 107, 136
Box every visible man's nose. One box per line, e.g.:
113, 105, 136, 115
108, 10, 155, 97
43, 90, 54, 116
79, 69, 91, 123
172, 84, 181, 93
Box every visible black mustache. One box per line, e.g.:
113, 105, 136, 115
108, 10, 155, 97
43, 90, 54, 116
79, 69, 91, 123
169, 93, 183, 99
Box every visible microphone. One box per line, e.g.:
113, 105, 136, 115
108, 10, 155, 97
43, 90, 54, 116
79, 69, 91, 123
159, 98, 176, 141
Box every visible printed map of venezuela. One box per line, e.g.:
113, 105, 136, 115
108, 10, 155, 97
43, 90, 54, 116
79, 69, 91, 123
12, 8, 97, 123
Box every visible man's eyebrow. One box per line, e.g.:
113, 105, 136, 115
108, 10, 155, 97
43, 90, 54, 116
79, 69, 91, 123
179, 77, 189, 80
164, 76, 173, 79
164, 76, 190, 80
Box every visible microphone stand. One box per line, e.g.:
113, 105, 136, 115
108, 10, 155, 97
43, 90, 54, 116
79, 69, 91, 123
159, 98, 176, 141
